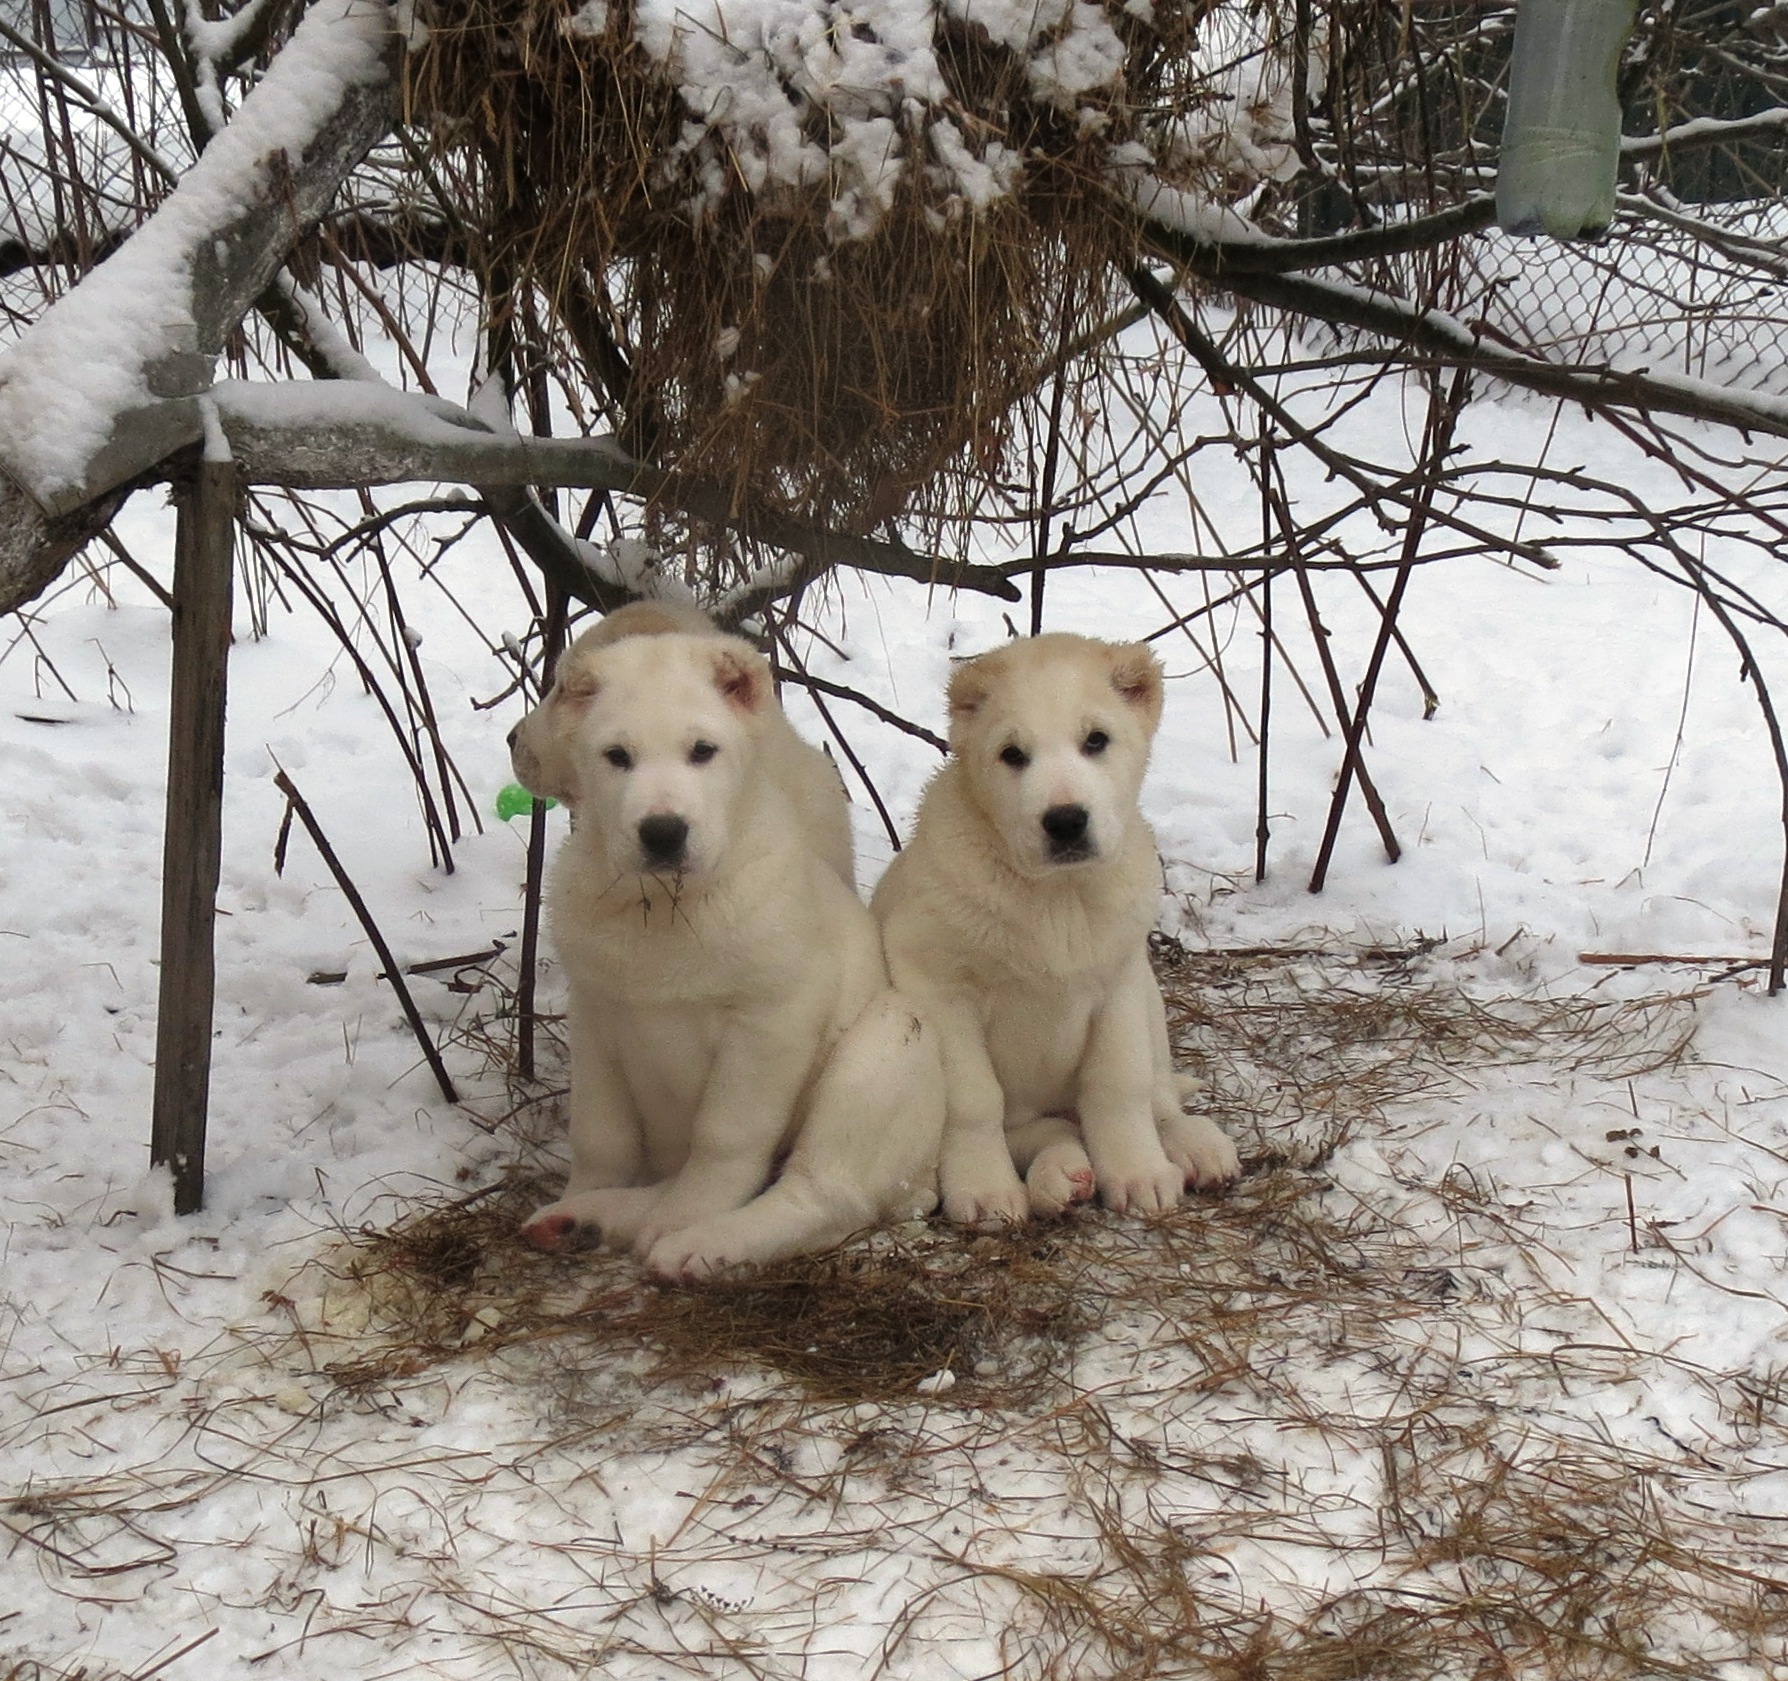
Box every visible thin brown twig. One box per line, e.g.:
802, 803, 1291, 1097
273, 768, 459, 1104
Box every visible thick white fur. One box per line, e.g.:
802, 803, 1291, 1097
872, 633, 1240, 1225
509, 615, 941, 1280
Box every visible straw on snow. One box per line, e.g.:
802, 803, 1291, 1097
12, 946, 1784, 1677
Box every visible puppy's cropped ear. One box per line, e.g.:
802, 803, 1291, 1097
509, 655, 600, 804
1108, 643, 1164, 731
710, 640, 772, 714
555, 661, 601, 702
946, 658, 993, 721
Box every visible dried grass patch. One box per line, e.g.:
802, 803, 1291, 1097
318, 1176, 1093, 1405
305, 938, 1709, 1416
1154, 932, 1701, 1168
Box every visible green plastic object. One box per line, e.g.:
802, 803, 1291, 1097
1497, 0, 1639, 241
496, 781, 556, 821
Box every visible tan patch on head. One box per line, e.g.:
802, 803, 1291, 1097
579, 600, 716, 650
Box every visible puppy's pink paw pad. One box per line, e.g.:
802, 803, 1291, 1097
521, 1213, 581, 1253
1067, 1169, 1095, 1203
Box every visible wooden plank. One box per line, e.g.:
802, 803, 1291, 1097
150, 459, 235, 1215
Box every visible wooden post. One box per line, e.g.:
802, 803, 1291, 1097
516, 583, 568, 1080
151, 459, 235, 1214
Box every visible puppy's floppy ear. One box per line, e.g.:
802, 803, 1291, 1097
510, 703, 578, 804
709, 639, 772, 714
1107, 642, 1164, 730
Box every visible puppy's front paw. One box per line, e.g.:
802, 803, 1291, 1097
1098, 1158, 1186, 1217
941, 1147, 1030, 1228
1159, 1112, 1241, 1191
643, 1230, 749, 1286
632, 1200, 714, 1261
1025, 1143, 1096, 1218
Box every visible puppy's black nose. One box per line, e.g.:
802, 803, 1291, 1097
505, 724, 519, 749
1041, 804, 1089, 848
638, 813, 690, 865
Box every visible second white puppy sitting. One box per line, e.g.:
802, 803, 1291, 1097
873, 633, 1239, 1225
510, 617, 942, 1280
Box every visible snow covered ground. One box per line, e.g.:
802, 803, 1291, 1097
4, 363, 1788, 1676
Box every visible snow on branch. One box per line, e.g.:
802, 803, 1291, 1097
200, 380, 1020, 607
0, 0, 398, 523
616, 0, 1131, 237
210, 377, 643, 490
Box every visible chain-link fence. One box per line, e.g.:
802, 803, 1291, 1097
1461, 205, 1788, 395
1287, 0, 1788, 396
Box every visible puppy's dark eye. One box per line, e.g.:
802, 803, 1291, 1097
603, 745, 633, 770
689, 741, 719, 766
998, 744, 1030, 770
1082, 730, 1110, 757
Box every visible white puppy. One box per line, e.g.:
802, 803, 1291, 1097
509, 615, 941, 1280
872, 633, 1240, 1225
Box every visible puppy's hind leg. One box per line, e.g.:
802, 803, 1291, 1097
644, 993, 944, 1283
522, 1185, 666, 1253
642, 1174, 857, 1283
1007, 1115, 1094, 1217
1148, 983, 1240, 1191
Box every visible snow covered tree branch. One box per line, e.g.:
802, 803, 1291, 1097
3, 0, 1787, 624
206, 380, 1020, 607
0, 0, 398, 608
